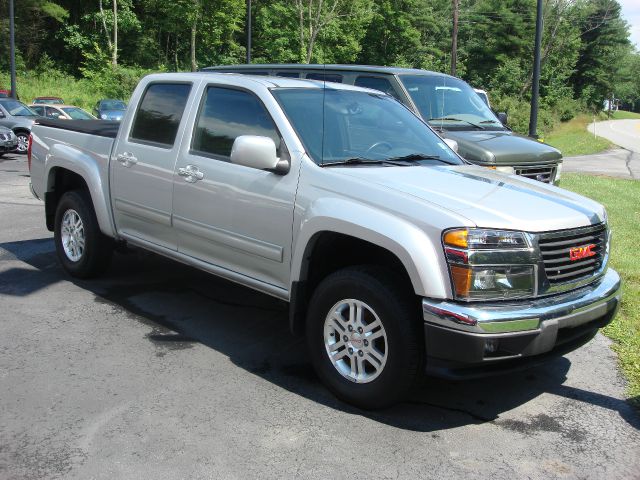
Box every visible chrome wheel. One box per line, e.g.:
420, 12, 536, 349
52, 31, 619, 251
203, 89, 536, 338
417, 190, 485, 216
16, 133, 28, 153
60, 209, 85, 262
323, 299, 388, 383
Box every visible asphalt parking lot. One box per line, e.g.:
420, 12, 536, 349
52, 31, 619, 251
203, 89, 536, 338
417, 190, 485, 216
1, 152, 639, 479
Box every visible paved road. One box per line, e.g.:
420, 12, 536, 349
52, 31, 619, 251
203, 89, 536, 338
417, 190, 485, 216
562, 119, 640, 179
589, 119, 640, 153
1, 153, 639, 479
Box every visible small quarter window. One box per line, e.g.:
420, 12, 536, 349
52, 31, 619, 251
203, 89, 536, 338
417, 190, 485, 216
192, 87, 280, 159
130, 83, 192, 147
354, 76, 400, 99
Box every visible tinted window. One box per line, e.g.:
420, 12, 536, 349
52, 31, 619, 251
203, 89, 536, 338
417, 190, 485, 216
130, 83, 191, 147
192, 87, 280, 159
45, 107, 61, 118
305, 73, 343, 83
354, 76, 399, 99
31, 106, 45, 116
276, 72, 300, 78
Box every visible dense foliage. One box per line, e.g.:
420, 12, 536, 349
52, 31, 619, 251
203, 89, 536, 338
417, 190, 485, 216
1, 0, 639, 133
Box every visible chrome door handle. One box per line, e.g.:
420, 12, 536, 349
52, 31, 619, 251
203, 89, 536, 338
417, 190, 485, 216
116, 152, 138, 167
177, 165, 204, 183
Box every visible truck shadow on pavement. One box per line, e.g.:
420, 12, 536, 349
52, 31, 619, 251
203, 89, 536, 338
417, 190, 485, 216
1, 237, 638, 432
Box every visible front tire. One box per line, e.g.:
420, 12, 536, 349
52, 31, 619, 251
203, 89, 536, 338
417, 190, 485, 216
306, 266, 422, 409
54, 190, 113, 278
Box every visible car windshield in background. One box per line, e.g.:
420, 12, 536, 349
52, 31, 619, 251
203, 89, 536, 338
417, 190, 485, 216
272, 88, 463, 167
399, 75, 503, 131
101, 100, 126, 110
61, 107, 94, 120
0, 100, 37, 116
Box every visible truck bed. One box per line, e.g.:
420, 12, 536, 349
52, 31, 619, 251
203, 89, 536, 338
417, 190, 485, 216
34, 118, 120, 138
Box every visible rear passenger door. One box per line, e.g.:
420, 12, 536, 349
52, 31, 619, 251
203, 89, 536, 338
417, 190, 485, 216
110, 82, 193, 250
171, 84, 298, 291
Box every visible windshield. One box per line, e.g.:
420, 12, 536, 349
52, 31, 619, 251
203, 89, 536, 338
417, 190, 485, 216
272, 88, 462, 167
0, 100, 37, 116
61, 107, 94, 120
399, 75, 504, 131
101, 100, 126, 110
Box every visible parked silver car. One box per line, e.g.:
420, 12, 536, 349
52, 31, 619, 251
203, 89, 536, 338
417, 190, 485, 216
0, 98, 39, 153
0, 126, 18, 156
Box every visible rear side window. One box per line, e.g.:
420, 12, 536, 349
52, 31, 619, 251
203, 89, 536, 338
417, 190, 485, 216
305, 73, 343, 83
130, 83, 192, 147
354, 76, 400, 100
192, 86, 280, 159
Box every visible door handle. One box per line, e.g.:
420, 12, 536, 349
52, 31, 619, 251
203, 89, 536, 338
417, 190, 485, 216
177, 165, 204, 183
116, 152, 138, 167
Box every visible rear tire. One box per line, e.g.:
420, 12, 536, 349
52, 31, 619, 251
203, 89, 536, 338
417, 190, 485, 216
54, 190, 113, 278
306, 266, 422, 409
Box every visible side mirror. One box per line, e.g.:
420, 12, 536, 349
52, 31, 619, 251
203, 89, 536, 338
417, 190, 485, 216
497, 112, 508, 125
0, 112, 5, 118
230, 135, 284, 172
443, 138, 459, 153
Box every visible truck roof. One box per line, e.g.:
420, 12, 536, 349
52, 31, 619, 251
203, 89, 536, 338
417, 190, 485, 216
142, 72, 389, 92
201, 64, 456, 79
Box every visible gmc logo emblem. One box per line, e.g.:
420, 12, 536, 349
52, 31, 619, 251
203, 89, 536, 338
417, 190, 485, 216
570, 244, 596, 261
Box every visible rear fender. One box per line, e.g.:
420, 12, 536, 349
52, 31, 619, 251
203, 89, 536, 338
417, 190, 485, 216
45, 143, 115, 237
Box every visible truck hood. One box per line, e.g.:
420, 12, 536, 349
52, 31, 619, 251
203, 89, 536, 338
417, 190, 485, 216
442, 130, 562, 166
335, 165, 604, 232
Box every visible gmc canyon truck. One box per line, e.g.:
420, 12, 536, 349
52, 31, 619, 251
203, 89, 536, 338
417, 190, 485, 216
29, 73, 621, 409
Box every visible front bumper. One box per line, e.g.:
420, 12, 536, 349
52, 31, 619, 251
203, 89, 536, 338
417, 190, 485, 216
0, 139, 18, 153
422, 268, 621, 378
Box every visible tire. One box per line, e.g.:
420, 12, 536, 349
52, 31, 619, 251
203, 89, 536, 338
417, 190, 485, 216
306, 266, 423, 409
15, 131, 29, 154
54, 190, 113, 278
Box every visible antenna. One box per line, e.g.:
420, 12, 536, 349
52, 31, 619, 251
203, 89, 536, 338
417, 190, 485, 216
321, 63, 326, 165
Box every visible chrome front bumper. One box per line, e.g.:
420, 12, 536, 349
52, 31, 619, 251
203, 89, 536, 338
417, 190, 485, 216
422, 269, 621, 373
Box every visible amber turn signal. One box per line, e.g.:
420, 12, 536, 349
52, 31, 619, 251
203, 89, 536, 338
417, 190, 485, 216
450, 265, 472, 297
443, 229, 468, 249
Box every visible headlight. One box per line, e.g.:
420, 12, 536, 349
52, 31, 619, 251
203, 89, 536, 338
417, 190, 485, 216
555, 163, 562, 183
443, 228, 535, 301
101, 114, 108, 119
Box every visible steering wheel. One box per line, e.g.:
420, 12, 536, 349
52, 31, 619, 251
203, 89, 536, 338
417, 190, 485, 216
365, 141, 393, 155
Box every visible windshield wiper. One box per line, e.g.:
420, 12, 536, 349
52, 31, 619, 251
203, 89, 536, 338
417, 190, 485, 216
428, 116, 484, 130
320, 157, 388, 167
479, 119, 500, 124
383, 153, 458, 165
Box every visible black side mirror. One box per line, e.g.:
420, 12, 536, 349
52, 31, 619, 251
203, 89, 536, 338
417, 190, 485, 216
497, 112, 508, 125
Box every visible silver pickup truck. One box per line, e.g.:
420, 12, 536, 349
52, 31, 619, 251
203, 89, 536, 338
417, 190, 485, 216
29, 73, 621, 409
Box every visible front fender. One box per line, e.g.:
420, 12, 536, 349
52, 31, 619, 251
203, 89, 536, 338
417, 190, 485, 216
291, 197, 451, 299
45, 142, 115, 237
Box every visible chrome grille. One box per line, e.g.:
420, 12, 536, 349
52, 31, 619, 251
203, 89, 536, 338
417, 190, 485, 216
515, 166, 556, 183
538, 224, 607, 285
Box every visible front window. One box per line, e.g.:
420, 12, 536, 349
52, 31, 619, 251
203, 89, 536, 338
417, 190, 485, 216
272, 88, 462, 167
0, 100, 37, 117
400, 75, 504, 131
191, 86, 281, 159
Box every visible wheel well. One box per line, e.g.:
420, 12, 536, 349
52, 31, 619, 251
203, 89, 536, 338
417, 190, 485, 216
44, 168, 90, 231
289, 232, 416, 335
12, 128, 29, 136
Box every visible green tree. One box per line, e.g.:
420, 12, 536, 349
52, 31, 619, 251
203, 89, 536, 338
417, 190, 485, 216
570, 0, 630, 109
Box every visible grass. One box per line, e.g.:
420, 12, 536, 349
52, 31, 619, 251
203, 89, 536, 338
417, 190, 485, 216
561, 174, 640, 408
545, 113, 612, 156
609, 110, 640, 120
0, 72, 113, 111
